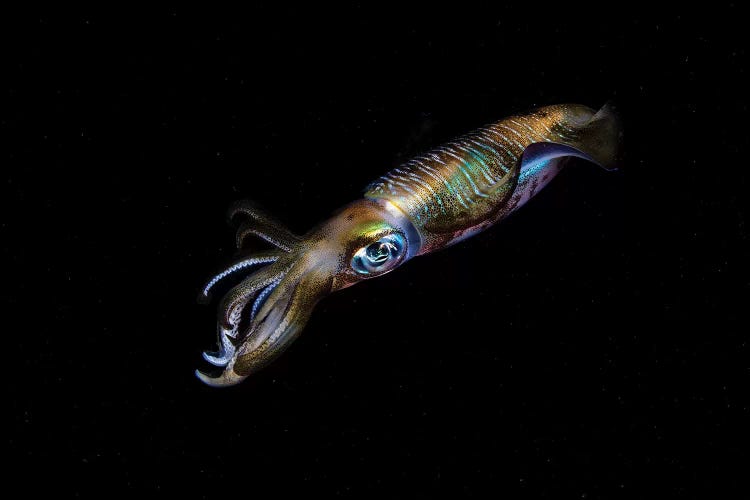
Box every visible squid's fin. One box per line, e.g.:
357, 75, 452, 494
558, 101, 623, 171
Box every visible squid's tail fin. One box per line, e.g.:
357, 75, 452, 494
520, 102, 624, 176
569, 101, 623, 171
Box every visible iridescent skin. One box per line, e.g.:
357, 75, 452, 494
197, 103, 622, 386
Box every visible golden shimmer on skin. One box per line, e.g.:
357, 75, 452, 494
197, 103, 622, 387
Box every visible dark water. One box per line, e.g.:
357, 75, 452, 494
5, 6, 748, 497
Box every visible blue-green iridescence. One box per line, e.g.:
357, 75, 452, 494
519, 159, 550, 184
351, 233, 406, 276
365, 126, 519, 230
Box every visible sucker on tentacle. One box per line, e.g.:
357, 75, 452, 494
250, 277, 283, 322
202, 325, 237, 367
198, 250, 281, 302
197, 103, 623, 387
217, 264, 289, 330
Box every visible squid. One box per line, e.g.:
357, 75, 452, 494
197, 103, 622, 387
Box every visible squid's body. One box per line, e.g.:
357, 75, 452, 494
197, 103, 622, 386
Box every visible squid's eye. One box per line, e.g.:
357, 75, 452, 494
351, 233, 407, 276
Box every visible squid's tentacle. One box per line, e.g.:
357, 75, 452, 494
202, 263, 289, 369
202, 324, 238, 367
228, 200, 300, 250
198, 250, 282, 303
233, 268, 332, 377
250, 276, 283, 322
217, 263, 290, 330
235, 219, 301, 252
195, 364, 248, 388
199, 267, 331, 387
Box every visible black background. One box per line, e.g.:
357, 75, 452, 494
4, 5, 748, 498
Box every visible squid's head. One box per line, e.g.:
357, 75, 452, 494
196, 199, 420, 387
